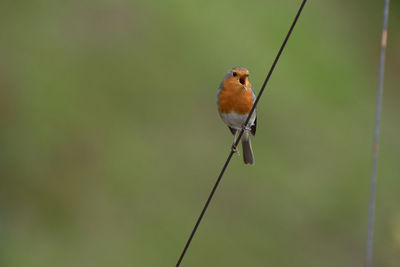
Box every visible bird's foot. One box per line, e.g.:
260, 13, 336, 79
241, 125, 251, 132
231, 144, 240, 156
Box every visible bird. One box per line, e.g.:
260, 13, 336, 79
217, 67, 256, 165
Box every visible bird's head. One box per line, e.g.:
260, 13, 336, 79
222, 67, 251, 91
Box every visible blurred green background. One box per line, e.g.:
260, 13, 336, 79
1, 0, 399, 266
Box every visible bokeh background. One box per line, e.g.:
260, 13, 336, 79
1, 0, 399, 266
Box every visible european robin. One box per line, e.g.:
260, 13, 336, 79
217, 67, 256, 165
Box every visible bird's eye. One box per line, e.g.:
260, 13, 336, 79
232, 72, 237, 77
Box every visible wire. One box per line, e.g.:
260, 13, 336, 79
175, 1, 307, 266
366, 1, 390, 267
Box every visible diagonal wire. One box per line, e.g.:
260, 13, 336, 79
366, 1, 390, 267
175, 1, 307, 266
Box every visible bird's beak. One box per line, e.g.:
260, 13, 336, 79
239, 76, 248, 90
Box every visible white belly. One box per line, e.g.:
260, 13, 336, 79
220, 111, 256, 130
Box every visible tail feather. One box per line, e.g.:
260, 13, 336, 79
241, 134, 254, 165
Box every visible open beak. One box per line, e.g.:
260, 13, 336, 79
239, 76, 248, 90
239, 76, 246, 85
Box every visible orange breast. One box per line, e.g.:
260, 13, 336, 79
219, 81, 254, 114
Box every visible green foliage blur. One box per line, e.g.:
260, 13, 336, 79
1, 0, 399, 266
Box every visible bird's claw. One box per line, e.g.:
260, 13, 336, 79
231, 144, 240, 156
241, 125, 251, 132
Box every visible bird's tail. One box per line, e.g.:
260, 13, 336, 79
241, 132, 254, 165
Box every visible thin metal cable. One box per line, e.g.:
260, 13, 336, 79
366, 1, 390, 267
175, 1, 307, 266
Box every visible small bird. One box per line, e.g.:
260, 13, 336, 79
217, 67, 256, 165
